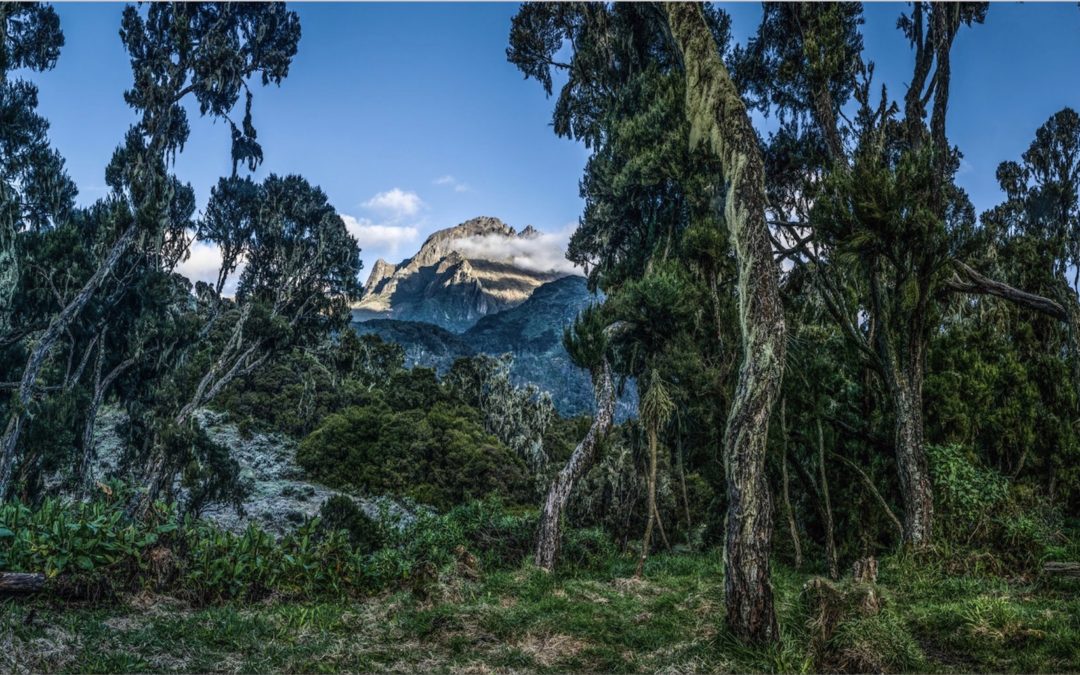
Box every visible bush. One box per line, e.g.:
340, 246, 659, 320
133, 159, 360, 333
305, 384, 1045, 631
561, 526, 618, 571
927, 444, 1064, 569
0, 492, 561, 606
298, 402, 532, 510
316, 495, 384, 554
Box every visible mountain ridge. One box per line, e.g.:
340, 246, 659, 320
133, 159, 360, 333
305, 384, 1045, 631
354, 216, 576, 331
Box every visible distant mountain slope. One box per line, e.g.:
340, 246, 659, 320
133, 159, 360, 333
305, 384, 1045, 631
353, 276, 636, 418
353, 216, 571, 331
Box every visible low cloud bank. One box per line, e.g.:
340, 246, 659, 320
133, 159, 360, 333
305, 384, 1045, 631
454, 226, 582, 275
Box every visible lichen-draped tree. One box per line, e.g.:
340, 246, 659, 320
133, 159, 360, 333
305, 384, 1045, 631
664, 2, 787, 644
534, 360, 615, 571
535, 305, 617, 571
508, 2, 742, 573
735, 2, 1068, 547
0, 2, 301, 498
0, 3, 77, 493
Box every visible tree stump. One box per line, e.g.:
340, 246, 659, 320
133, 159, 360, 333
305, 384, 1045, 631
852, 556, 878, 584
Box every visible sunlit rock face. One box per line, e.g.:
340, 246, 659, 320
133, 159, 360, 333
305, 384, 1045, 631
353, 216, 571, 332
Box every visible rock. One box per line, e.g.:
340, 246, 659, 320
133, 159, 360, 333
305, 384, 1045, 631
193, 409, 420, 536
77, 406, 420, 538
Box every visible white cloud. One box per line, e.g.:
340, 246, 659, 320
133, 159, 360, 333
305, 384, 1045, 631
434, 175, 470, 193
362, 188, 424, 217
340, 214, 420, 250
454, 225, 581, 275
175, 238, 245, 297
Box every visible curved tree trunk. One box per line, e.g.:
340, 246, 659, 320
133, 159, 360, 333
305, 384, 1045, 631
0, 208, 16, 342
535, 361, 615, 572
665, 3, 787, 645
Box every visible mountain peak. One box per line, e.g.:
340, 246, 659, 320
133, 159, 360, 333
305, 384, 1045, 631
354, 216, 572, 331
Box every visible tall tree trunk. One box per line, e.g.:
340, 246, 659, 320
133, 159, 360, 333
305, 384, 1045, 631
0, 223, 138, 497
535, 362, 615, 571
666, 3, 787, 645
779, 399, 802, 569
885, 359, 933, 546
676, 434, 693, 542
636, 426, 660, 577
816, 418, 838, 580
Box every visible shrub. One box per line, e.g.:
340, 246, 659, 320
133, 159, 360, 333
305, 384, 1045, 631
298, 402, 532, 510
316, 495, 384, 554
927, 444, 1064, 569
561, 526, 618, 571
0, 492, 556, 606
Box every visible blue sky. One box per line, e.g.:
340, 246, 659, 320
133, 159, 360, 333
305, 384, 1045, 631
21, 3, 1080, 286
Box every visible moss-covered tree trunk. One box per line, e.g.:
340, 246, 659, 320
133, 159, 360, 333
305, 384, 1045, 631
535, 361, 615, 571
883, 355, 933, 546
665, 2, 787, 645
870, 263, 934, 547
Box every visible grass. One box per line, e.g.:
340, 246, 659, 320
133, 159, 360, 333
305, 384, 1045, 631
2, 550, 1078, 673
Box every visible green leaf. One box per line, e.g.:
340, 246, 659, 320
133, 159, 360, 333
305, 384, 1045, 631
0, 527, 14, 538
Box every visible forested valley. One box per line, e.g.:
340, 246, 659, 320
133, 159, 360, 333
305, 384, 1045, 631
1, 2, 1078, 672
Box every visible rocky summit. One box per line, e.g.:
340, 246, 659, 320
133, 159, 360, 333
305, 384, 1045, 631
353, 216, 571, 332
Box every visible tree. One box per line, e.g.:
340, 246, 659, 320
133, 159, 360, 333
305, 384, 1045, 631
0, 2, 302, 498
136, 173, 361, 504
535, 306, 616, 571
509, 2, 785, 641
0, 3, 74, 342
663, 2, 787, 644
736, 2, 1067, 547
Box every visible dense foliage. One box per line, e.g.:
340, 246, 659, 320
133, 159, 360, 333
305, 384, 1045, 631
2, 1, 1080, 669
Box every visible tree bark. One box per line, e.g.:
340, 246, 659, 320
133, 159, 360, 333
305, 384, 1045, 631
534, 361, 615, 571
666, 2, 787, 645
816, 418, 839, 580
884, 359, 933, 546
947, 260, 1067, 321
0, 572, 45, 593
779, 400, 802, 569
0, 223, 138, 498
636, 426, 661, 577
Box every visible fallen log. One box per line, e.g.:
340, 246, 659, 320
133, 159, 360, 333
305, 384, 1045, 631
1043, 562, 1080, 578
0, 572, 46, 593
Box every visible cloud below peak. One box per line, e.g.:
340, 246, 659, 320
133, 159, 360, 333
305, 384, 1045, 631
453, 226, 581, 275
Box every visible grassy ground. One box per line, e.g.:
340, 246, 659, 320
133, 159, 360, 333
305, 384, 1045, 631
1, 551, 1077, 673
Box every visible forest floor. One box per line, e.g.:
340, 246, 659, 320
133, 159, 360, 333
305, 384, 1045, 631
1, 551, 1077, 673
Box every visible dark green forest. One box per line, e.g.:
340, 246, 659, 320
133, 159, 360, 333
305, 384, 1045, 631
0, 2, 1078, 672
